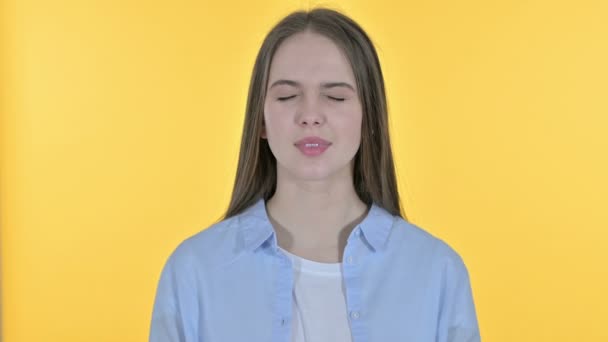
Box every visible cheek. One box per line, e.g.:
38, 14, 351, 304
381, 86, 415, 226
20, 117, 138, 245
339, 108, 363, 142
263, 104, 290, 138
347, 123, 363, 146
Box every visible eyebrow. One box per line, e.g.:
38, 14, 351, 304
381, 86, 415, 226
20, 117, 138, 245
269, 79, 355, 92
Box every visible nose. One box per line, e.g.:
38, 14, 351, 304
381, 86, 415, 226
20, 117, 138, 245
296, 95, 326, 127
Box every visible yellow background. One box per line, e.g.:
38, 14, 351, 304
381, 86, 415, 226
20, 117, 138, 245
2, 0, 607, 341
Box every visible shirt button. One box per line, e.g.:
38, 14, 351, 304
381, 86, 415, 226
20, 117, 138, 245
347, 256, 354, 264
355, 229, 361, 236
350, 311, 360, 319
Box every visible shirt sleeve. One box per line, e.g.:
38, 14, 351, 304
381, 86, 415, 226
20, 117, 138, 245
437, 251, 481, 342
149, 243, 199, 342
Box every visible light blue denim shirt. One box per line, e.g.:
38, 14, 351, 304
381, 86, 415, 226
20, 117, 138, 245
150, 197, 480, 342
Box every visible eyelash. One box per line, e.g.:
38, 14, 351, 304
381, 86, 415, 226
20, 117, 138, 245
277, 95, 345, 102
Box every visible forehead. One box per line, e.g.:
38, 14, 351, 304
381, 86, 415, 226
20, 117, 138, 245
268, 31, 356, 85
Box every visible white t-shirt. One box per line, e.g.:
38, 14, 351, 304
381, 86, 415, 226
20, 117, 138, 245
278, 246, 353, 342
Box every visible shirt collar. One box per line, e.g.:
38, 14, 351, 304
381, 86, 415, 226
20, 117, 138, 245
237, 197, 395, 254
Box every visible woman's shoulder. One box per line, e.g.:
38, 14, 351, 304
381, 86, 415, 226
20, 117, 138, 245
160, 215, 243, 272
390, 216, 469, 269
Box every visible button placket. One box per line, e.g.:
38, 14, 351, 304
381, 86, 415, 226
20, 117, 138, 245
342, 235, 371, 342
272, 244, 293, 342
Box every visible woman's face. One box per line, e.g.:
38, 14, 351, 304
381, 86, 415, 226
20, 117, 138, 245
262, 31, 362, 183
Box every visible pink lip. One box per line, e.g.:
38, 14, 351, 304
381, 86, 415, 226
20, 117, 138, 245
294, 136, 332, 145
294, 136, 332, 156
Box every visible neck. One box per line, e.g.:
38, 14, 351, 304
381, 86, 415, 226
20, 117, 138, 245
265, 174, 369, 251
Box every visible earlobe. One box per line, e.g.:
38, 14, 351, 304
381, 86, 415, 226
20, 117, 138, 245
260, 125, 267, 139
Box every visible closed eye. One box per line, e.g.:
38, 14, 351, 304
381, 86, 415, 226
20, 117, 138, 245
277, 95, 296, 101
277, 95, 345, 102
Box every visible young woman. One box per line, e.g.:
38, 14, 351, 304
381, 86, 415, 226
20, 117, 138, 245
150, 7, 480, 342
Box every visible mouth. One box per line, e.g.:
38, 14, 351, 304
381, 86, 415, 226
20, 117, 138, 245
294, 142, 331, 156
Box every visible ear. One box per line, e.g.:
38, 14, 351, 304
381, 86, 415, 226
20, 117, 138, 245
260, 122, 267, 139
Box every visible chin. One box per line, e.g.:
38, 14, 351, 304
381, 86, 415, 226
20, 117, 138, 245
291, 169, 331, 181
284, 164, 349, 182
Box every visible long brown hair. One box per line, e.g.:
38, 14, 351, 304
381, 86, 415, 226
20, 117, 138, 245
220, 7, 406, 221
